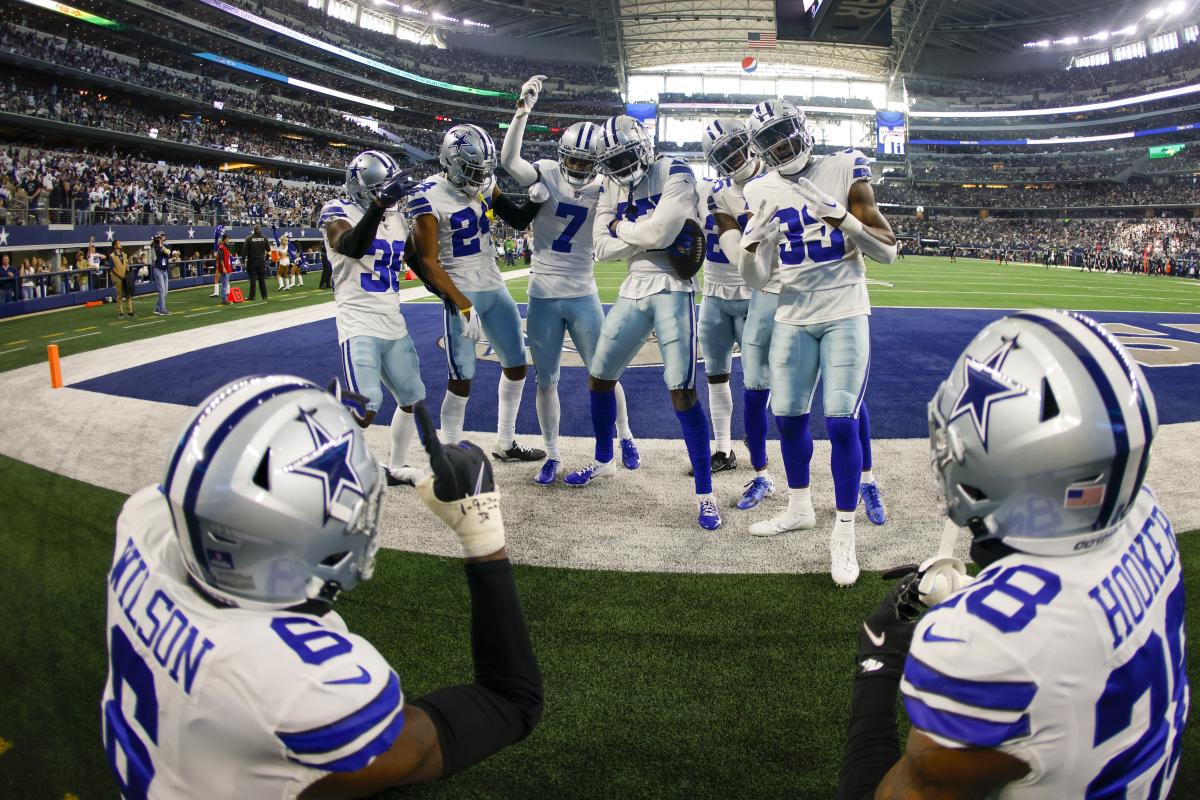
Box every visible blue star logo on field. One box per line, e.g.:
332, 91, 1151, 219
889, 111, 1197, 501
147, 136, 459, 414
286, 408, 364, 521
949, 337, 1027, 451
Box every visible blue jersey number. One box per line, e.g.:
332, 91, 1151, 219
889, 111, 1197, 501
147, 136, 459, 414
775, 206, 847, 267
271, 617, 353, 665
1088, 580, 1188, 799
104, 626, 159, 800
360, 239, 404, 293
704, 213, 729, 264
450, 207, 489, 257
551, 202, 589, 253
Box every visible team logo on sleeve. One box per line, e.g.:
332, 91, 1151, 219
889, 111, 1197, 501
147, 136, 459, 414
286, 407, 365, 521
949, 338, 1027, 451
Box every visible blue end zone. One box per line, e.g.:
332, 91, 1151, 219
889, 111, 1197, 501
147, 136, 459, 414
73, 305, 1200, 440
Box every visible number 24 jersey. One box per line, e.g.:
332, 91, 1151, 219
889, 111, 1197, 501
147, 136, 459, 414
405, 174, 502, 292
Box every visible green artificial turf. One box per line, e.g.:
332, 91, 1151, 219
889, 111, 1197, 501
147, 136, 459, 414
1, 454, 1197, 799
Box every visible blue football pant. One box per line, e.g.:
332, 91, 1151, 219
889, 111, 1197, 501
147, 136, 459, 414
590, 291, 698, 390
742, 290, 778, 391
442, 288, 527, 381
698, 295, 749, 378
340, 334, 426, 413
526, 293, 605, 387
769, 314, 870, 418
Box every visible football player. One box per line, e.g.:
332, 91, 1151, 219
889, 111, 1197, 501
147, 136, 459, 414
838, 310, 1186, 800
319, 150, 426, 486
564, 115, 719, 531
102, 379, 542, 798
740, 99, 897, 585
406, 124, 545, 463
499, 75, 640, 485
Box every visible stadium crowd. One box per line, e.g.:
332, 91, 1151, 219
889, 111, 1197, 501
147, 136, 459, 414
879, 180, 1200, 208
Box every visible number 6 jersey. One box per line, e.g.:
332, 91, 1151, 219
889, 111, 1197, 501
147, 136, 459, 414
901, 487, 1188, 800
102, 487, 403, 800
319, 199, 411, 344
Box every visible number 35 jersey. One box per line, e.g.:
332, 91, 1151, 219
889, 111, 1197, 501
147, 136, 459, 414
902, 487, 1188, 800
102, 487, 404, 800
319, 199, 411, 344
742, 149, 873, 326
405, 174, 503, 292
528, 158, 601, 299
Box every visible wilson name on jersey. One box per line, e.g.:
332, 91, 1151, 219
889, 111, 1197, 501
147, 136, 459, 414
743, 149, 873, 325
406, 174, 502, 292
319, 200, 410, 343
528, 158, 601, 299
701, 177, 751, 299
102, 487, 403, 800
901, 487, 1187, 800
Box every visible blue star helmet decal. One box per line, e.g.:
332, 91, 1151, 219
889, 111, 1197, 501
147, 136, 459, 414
450, 133, 472, 154
348, 162, 363, 181
286, 408, 365, 522
949, 337, 1028, 451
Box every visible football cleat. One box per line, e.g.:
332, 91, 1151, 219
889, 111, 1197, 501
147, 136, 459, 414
860, 481, 887, 525
492, 441, 547, 462
563, 460, 616, 486
698, 498, 722, 531
735, 476, 774, 510
534, 459, 561, 485
385, 464, 426, 487
688, 450, 737, 477
830, 520, 860, 587
749, 508, 816, 537
620, 438, 641, 470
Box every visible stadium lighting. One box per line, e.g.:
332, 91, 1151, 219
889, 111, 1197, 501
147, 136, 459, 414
910, 81, 1200, 118
1147, 7, 1164, 19
1167, 0, 1185, 13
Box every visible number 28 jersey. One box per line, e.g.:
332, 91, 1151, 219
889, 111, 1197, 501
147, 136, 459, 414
528, 158, 601, 299
102, 487, 404, 800
902, 487, 1188, 799
319, 199, 410, 344
405, 174, 502, 292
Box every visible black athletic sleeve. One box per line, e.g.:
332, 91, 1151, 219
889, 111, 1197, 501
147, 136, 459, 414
410, 559, 543, 778
333, 202, 385, 259
489, 192, 542, 231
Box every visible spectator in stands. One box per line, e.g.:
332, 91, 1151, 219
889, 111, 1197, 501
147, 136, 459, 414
150, 231, 171, 315
241, 223, 270, 301
215, 231, 233, 305
109, 239, 134, 319
72, 249, 90, 292
20, 258, 36, 300
0, 254, 15, 302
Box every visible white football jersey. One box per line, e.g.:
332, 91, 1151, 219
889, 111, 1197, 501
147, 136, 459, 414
742, 149, 873, 326
700, 176, 751, 300
902, 487, 1187, 800
527, 158, 602, 299
102, 487, 403, 800
319, 199, 411, 343
593, 156, 701, 300
405, 174, 502, 292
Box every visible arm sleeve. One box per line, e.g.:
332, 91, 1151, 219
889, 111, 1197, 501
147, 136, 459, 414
592, 186, 639, 262
611, 172, 698, 250
499, 114, 541, 187
332, 202, 385, 260
490, 192, 542, 231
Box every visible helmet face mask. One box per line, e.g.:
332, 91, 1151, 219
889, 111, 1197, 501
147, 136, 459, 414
598, 115, 654, 187
599, 146, 646, 185
440, 124, 497, 195
702, 118, 758, 182
559, 121, 600, 187
752, 116, 813, 173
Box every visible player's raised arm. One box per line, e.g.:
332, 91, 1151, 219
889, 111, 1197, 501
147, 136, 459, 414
592, 184, 639, 262
325, 169, 417, 260
792, 177, 898, 264
608, 162, 698, 250
499, 75, 546, 188
490, 181, 541, 231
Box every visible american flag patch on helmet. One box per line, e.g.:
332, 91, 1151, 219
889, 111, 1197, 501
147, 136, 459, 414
1064, 483, 1106, 509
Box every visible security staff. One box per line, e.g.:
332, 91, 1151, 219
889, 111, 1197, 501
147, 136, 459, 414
150, 232, 171, 316
241, 224, 271, 301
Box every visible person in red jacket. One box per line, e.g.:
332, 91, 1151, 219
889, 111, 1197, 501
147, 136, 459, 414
216, 232, 233, 305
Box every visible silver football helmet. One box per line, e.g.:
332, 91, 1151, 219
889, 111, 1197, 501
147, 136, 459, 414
701, 117, 759, 183
558, 121, 601, 187
345, 149, 402, 209
439, 124, 497, 195
929, 309, 1157, 557
747, 99, 814, 175
163, 375, 385, 609
597, 115, 655, 186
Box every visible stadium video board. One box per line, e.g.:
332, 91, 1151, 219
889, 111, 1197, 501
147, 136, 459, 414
775, 0, 893, 46
626, 102, 659, 141
876, 111, 906, 155
1149, 143, 1186, 158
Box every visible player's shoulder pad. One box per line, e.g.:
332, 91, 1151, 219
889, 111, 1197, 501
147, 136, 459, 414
842, 149, 873, 181
268, 616, 405, 773
318, 199, 352, 228
534, 157, 557, 173
667, 157, 695, 179
405, 179, 439, 218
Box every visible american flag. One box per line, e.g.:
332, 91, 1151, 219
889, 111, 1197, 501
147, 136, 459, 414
1064, 484, 1105, 509
747, 31, 777, 49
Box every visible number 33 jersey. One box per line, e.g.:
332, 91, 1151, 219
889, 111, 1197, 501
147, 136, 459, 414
405, 174, 503, 292
742, 148, 873, 326
102, 487, 404, 800
902, 487, 1188, 800
319, 199, 411, 344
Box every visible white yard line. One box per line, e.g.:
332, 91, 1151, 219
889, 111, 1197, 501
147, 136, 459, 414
48, 331, 101, 343
184, 310, 222, 318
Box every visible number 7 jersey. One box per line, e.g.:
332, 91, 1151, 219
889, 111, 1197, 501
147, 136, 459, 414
901, 487, 1188, 799
319, 199, 411, 344
527, 158, 601, 299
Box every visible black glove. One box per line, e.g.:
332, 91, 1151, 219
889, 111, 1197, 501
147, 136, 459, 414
666, 218, 706, 280
412, 400, 495, 502
376, 169, 419, 207
856, 566, 925, 680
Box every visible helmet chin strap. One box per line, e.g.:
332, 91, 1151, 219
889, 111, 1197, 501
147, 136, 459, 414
778, 154, 813, 176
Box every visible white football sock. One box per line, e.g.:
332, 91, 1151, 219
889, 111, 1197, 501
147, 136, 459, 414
837, 510, 856, 525
614, 382, 633, 440
861, 469, 876, 485
535, 384, 561, 460
788, 486, 813, 515
388, 407, 416, 468
496, 374, 525, 449
756, 468, 772, 479
698, 492, 716, 502
708, 381, 733, 453
440, 391, 468, 445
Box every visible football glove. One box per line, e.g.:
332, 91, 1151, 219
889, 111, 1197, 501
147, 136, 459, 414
666, 218, 706, 280
856, 566, 924, 680
376, 169, 419, 208
527, 182, 550, 203
790, 177, 847, 223
459, 307, 484, 342
916, 556, 971, 607
412, 402, 505, 558
517, 74, 547, 114
740, 203, 784, 250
